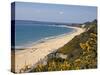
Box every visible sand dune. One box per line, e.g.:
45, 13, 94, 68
12, 26, 85, 73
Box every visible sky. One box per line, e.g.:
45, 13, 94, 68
12, 2, 97, 23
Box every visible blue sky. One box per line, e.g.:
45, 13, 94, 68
13, 2, 97, 23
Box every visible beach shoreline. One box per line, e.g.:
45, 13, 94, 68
14, 25, 76, 50
12, 25, 85, 73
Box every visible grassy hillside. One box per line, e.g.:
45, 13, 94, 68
30, 19, 97, 72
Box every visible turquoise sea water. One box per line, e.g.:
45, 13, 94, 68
15, 21, 74, 48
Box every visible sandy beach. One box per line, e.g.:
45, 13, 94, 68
12, 26, 85, 73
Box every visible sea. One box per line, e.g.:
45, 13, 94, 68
15, 20, 75, 49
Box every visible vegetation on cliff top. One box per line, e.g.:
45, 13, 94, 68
30, 19, 97, 72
